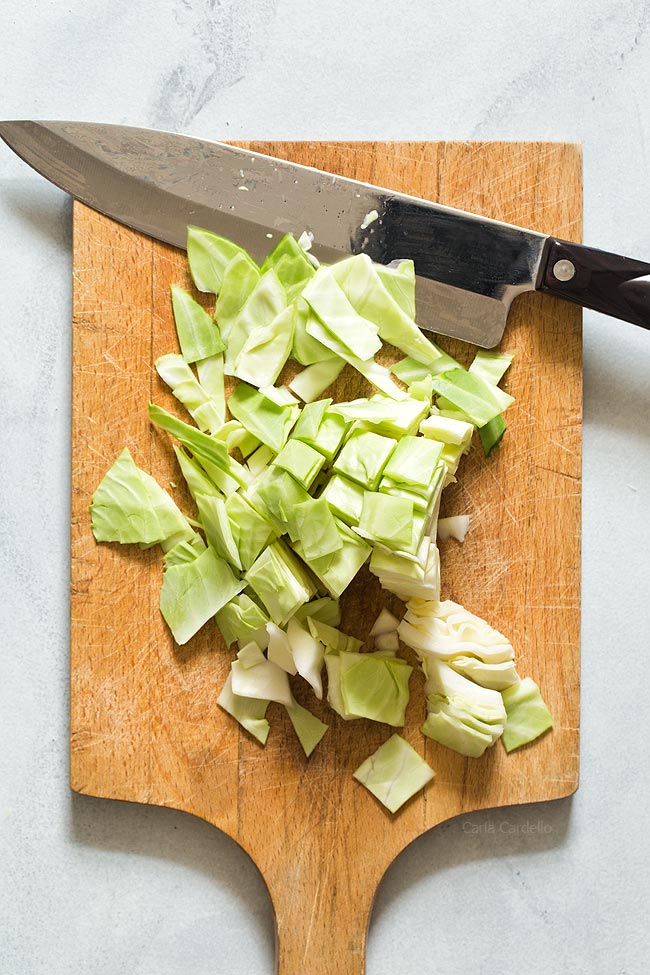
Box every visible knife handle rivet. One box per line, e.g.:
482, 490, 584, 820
552, 259, 576, 282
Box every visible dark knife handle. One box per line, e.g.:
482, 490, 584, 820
537, 238, 650, 329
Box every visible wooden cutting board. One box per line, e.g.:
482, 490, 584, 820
71, 141, 581, 974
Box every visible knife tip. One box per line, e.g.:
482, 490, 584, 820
0, 119, 32, 148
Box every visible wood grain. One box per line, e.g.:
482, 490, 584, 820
71, 141, 582, 974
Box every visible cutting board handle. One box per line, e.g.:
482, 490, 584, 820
538, 237, 650, 329
269, 868, 376, 975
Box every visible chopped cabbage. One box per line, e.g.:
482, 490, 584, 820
89, 224, 538, 788
90, 447, 193, 547
353, 734, 435, 813
159, 545, 244, 645
217, 672, 270, 745
285, 699, 328, 757
501, 678, 553, 752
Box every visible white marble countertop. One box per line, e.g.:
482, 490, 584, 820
1, 1, 649, 972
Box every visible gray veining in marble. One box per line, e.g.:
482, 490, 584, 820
1, 1, 649, 972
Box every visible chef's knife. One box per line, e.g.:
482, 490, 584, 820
1, 120, 647, 346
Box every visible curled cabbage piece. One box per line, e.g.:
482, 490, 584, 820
217, 672, 270, 745
399, 599, 516, 665
421, 657, 507, 758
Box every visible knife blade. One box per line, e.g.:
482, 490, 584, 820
1, 121, 648, 344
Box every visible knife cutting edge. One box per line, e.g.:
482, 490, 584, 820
1, 120, 647, 346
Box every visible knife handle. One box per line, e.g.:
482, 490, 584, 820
537, 238, 650, 329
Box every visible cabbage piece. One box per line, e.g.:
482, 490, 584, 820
293, 497, 343, 561
246, 444, 275, 478
449, 654, 519, 691
302, 266, 382, 361
344, 354, 408, 400
306, 618, 362, 653
353, 734, 435, 813
262, 234, 315, 295
218, 424, 260, 459
324, 651, 357, 720
259, 384, 299, 408
195, 354, 226, 426
249, 468, 312, 536
228, 382, 299, 453
421, 656, 506, 757
431, 369, 514, 426
266, 622, 297, 675
291, 299, 334, 366
285, 699, 328, 757
214, 252, 261, 337
215, 593, 269, 649
194, 493, 242, 570
294, 518, 371, 599
357, 492, 414, 550
291, 398, 327, 436
155, 354, 223, 434
382, 435, 443, 490
438, 442, 466, 480
231, 643, 293, 706
320, 473, 365, 526
225, 492, 277, 570
194, 454, 245, 498
379, 459, 445, 513
244, 539, 316, 625
224, 269, 287, 373
296, 409, 350, 462
148, 404, 247, 486
90, 447, 193, 546
217, 671, 270, 745
330, 254, 442, 365
392, 347, 462, 384
169, 285, 226, 363
471, 364, 510, 450
375, 259, 416, 318
371, 540, 441, 602
370, 608, 400, 636
329, 395, 427, 437
187, 226, 250, 294
375, 520, 429, 562
293, 597, 341, 627
371, 537, 430, 578
437, 515, 470, 543
469, 350, 513, 385
399, 598, 515, 663
375, 631, 400, 653
289, 357, 346, 402
419, 413, 474, 449
422, 704, 494, 758
300, 297, 406, 400
173, 445, 221, 500
378, 479, 428, 512
479, 414, 507, 457
233, 304, 295, 387
271, 257, 313, 304
286, 618, 325, 698
435, 403, 477, 425
501, 678, 553, 752
408, 376, 435, 408
273, 439, 325, 489
339, 652, 412, 727
159, 545, 245, 644
332, 429, 397, 490
163, 534, 207, 567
